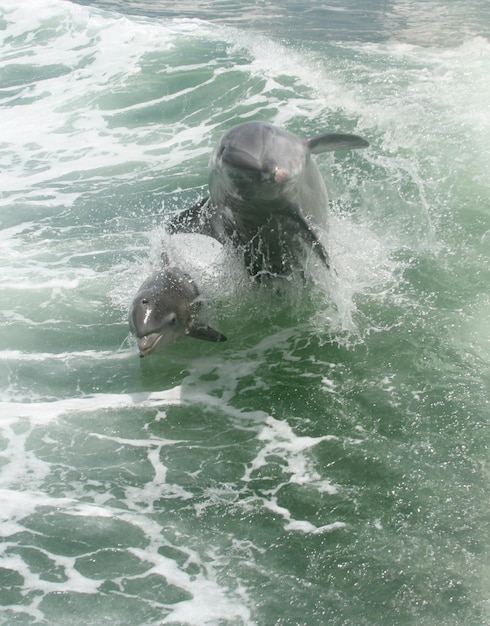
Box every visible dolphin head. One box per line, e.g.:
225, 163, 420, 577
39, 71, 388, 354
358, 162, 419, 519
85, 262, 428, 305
130, 268, 196, 356
210, 122, 307, 205
129, 267, 226, 356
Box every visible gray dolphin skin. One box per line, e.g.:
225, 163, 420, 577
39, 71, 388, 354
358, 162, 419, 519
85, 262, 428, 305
129, 266, 226, 357
170, 121, 369, 277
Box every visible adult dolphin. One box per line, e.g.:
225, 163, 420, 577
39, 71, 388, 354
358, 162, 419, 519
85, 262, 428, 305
169, 121, 369, 277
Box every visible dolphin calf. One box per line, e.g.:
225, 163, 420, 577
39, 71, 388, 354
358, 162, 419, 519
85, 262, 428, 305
169, 121, 368, 277
129, 265, 226, 357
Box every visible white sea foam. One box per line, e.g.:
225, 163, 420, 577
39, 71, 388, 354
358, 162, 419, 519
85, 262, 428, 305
0, 349, 130, 362
263, 496, 347, 535
0, 388, 182, 423
238, 416, 358, 533
0, 487, 254, 625
243, 414, 339, 489
0, 0, 218, 208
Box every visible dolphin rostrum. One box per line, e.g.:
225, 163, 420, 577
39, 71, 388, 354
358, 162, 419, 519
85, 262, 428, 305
129, 266, 226, 356
169, 121, 369, 277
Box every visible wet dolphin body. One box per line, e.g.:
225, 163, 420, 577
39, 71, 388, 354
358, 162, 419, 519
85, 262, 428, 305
129, 266, 226, 357
169, 121, 369, 277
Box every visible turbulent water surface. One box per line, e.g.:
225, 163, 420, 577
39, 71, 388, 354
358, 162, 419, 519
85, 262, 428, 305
0, 0, 489, 624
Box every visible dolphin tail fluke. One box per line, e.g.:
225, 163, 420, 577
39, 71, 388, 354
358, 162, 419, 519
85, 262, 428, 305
308, 133, 369, 154
187, 322, 227, 342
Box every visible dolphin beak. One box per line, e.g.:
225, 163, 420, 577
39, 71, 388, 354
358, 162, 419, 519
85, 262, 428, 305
137, 332, 165, 357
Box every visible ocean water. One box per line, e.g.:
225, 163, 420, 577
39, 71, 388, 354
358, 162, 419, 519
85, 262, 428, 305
0, 0, 489, 624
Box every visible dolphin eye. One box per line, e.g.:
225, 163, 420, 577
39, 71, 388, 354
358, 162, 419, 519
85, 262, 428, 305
141, 298, 149, 305
168, 314, 177, 326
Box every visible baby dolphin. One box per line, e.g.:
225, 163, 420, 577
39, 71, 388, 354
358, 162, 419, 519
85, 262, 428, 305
129, 266, 226, 357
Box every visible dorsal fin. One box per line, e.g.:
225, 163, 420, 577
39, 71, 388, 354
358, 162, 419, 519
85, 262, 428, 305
308, 133, 369, 154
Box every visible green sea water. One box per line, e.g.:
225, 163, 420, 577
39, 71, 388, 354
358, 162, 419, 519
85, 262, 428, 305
0, 1, 488, 624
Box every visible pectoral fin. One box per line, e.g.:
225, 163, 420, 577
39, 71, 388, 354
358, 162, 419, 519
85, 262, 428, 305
167, 197, 217, 237
187, 322, 227, 342
288, 205, 331, 270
